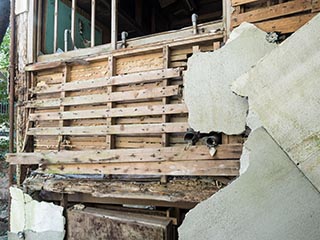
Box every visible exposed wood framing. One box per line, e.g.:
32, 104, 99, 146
231, 0, 320, 34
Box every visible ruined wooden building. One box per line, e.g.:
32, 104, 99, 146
6, 0, 320, 239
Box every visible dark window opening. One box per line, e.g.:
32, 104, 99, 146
41, 0, 223, 54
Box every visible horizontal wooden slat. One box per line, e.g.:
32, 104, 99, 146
39, 160, 240, 176
6, 144, 242, 165
254, 13, 317, 33
231, 0, 258, 7
32, 68, 182, 94
29, 104, 188, 121
232, 0, 313, 26
26, 85, 181, 108
27, 122, 189, 136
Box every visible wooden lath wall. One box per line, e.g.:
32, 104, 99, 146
12, 33, 243, 177
231, 0, 320, 34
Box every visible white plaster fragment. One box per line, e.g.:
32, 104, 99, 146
10, 187, 65, 238
179, 128, 320, 240
184, 23, 276, 134
232, 13, 320, 191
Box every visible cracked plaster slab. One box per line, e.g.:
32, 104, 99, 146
10, 187, 65, 239
179, 128, 320, 240
184, 22, 276, 134
232, 14, 320, 191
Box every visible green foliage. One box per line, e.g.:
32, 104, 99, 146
0, 29, 9, 163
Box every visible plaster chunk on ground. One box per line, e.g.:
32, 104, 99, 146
232, 14, 320, 191
179, 128, 320, 240
9, 187, 65, 240
184, 22, 276, 134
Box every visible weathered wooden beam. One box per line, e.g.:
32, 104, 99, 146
31, 68, 182, 94
232, 0, 313, 26
39, 160, 239, 176
24, 176, 227, 207
29, 104, 188, 122
26, 85, 181, 108
27, 122, 189, 136
7, 144, 242, 165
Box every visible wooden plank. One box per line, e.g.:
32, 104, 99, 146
31, 68, 182, 94
7, 144, 242, 165
40, 160, 239, 176
231, 0, 258, 7
232, 0, 313, 26
57, 66, 68, 150
254, 13, 317, 33
106, 56, 115, 149
26, 85, 181, 108
29, 104, 188, 121
27, 122, 189, 136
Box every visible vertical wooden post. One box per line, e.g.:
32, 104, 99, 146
160, 46, 170, 184
71, 0, 76, 49
58, 66, 68, 150
91, 0, 96, 47
53, 0, 59, 52
222, 0, 232, 40
27, 0, 36, 63
36, 0, 42, 57
106, 56, 115, 149
111, 0, 118, 50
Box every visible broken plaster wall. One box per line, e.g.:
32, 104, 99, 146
232, 13, 320, 191
184, 23, 276, 135
179, 128, 320, 240
8, 187, 65, 240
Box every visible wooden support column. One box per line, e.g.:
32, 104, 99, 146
91, 0, 96, 47
58, 66, 69, 150
53, 0, 59, 52
161, 46, 170, 184
106, 56, 115, 149
36, 0, 42, 57
111, 0, 118, 50
222, 0, 232, 39
71, 0, 76, 49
